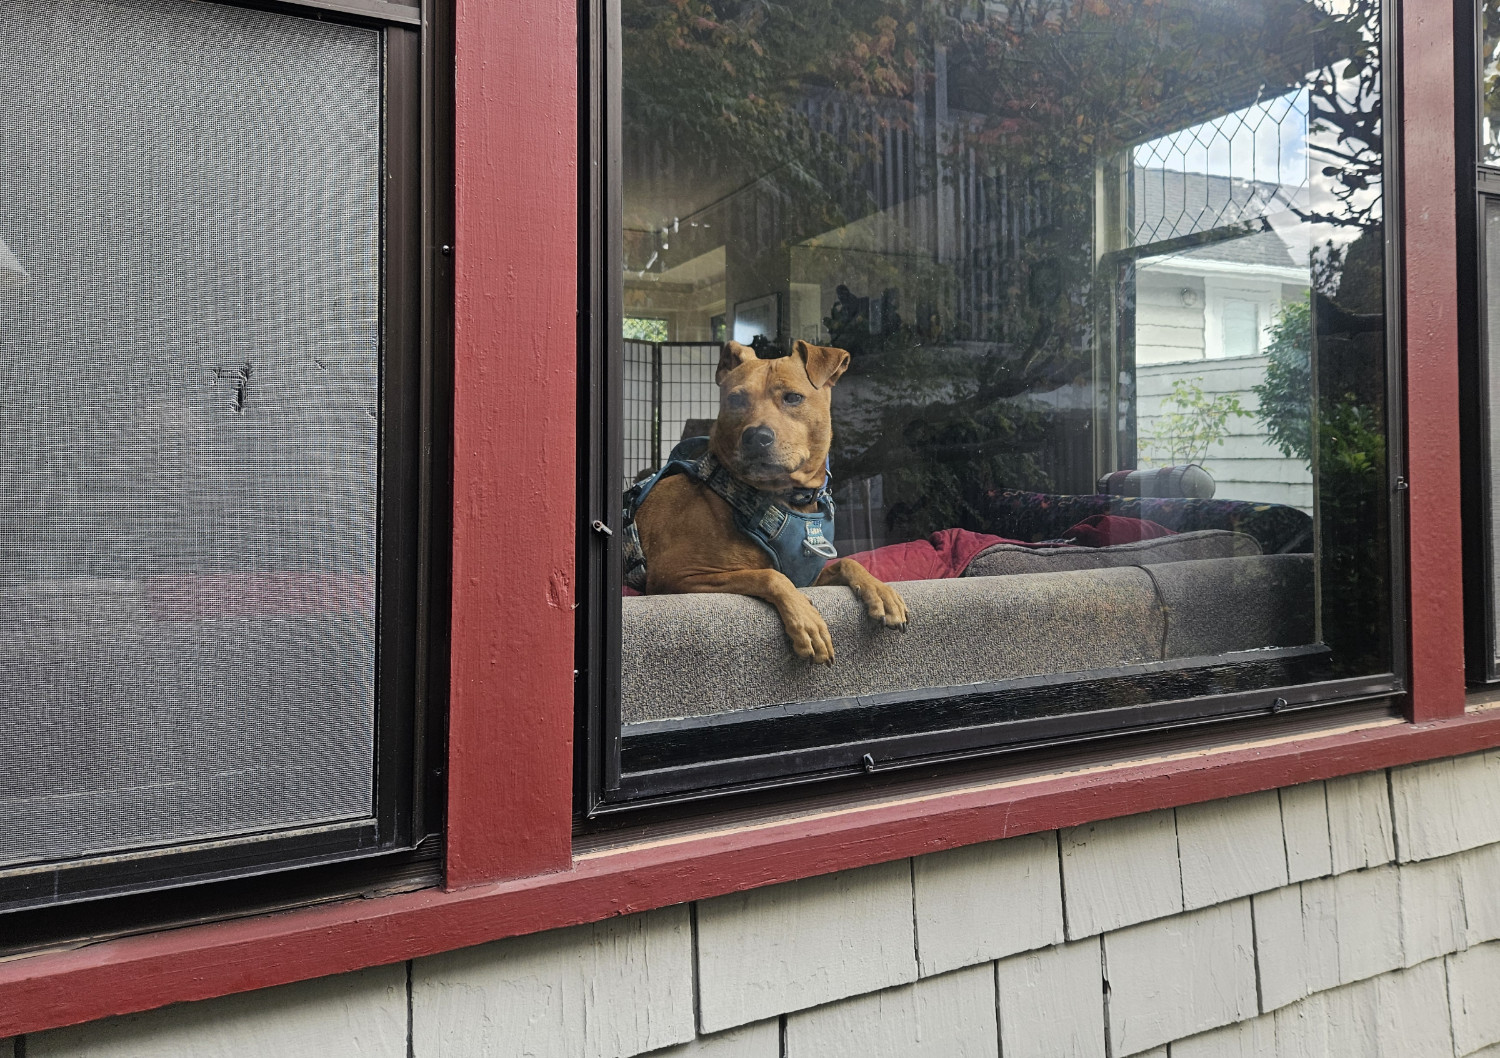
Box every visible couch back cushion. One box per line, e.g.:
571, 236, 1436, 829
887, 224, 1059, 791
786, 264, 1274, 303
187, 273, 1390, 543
976, 489, 1313, 554
963, 529, 1260, 578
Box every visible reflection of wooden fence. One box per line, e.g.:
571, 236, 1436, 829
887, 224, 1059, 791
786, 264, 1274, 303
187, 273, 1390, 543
622, 341, 721, 487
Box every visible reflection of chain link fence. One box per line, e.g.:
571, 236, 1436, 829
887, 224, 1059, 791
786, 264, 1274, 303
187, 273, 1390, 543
1131, 91, 1307, 246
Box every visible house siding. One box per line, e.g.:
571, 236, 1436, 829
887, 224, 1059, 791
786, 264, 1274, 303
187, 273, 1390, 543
12, 749, 1500, 1058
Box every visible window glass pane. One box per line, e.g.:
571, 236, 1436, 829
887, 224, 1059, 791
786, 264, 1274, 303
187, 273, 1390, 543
1484, 0, 1500, 163
1486, 197, 1500, 669
616, 0, 1389, 788
0, 0, 381, 865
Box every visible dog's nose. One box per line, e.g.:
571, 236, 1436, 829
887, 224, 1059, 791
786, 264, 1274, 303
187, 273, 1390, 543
742, 425, 776, 451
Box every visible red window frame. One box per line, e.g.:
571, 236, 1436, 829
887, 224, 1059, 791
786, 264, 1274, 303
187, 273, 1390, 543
0, 0, 1486, 1037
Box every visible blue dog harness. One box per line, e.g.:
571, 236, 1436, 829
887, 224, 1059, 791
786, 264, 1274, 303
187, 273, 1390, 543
622, 436, 837, 591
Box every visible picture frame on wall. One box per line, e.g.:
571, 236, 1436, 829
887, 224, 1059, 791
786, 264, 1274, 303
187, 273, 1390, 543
732, 294, 779, 347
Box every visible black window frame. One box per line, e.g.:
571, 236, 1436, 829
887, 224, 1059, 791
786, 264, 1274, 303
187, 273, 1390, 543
0, 0, 453, 936
577, 0, 1411, 820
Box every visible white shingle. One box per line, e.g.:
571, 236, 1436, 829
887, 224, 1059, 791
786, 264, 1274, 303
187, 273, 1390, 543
642, 1022, 780, 1058
1392, 752, 1500, 862
783, 965, 998, 1058
1280, 781, 1333, 883
1449, 942, 1500, 1056
1253, 883, 1328, 1012
1317, 978, 1382, 1058
1178, 790, 1289, 909
1170, 1013, 1277, 1058
31, 965, 407, 1058
1060, 810, 1182, 939
410, 907, 695, 1058
1398, 857, 1467, 966
695, 859, 917, 1033
913, 830, 1063, 977
1325, 771, 1395, 874
1331, 867, 1404, 985
995, 940, 1105, 1058
1460, 842, 1500, 944
1371, 959, 1454, 1058
1104, 899, 1257, 1056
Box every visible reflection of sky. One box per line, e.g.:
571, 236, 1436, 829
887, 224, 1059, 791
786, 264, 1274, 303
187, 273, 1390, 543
1134, 89, 1309, 191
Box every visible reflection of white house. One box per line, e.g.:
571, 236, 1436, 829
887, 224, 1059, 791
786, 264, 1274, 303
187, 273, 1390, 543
1132, 170, 1314, 511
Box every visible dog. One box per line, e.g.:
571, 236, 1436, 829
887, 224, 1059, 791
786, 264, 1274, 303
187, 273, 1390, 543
624, 338, 908, 663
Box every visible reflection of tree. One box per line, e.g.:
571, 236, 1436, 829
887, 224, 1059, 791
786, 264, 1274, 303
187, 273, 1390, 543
1298, 0, 1382, 230
622, 0, 1392, 648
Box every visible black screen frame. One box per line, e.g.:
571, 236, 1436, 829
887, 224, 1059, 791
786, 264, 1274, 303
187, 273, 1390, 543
577, 0, 1410, 820
0, 0, 452, 924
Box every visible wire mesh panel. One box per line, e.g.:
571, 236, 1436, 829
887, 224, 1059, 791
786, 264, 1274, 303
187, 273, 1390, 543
622, 341, 719, 486
658, 343, 719, 457
623, 340, 656, 487
0, 0, 382, 867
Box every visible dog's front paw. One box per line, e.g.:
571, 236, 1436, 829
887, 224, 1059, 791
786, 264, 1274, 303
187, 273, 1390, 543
782, 595, 835, 664
858, 580, 909, 631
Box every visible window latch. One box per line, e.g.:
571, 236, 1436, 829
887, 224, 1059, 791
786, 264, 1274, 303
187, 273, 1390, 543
591, 519, 613, 537
1393, 476, 1409, 493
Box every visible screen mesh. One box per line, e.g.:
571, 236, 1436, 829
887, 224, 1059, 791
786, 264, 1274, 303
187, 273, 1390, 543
0, 0, 383, 867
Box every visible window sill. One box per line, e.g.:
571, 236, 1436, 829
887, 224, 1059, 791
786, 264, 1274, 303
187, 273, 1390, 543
5, 698, 1500, 1038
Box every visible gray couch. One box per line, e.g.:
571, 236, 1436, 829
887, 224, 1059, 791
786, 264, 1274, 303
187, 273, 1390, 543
621, 530, 1315, 724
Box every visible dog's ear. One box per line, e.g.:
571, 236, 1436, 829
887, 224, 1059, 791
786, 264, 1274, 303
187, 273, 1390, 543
716, 340, 757, 384
794, 339, 851, 389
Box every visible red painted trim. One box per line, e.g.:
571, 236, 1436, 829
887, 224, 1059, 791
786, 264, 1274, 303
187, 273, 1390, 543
1401, 0, 1466, 718
443, 0, 579, 885
5, 707, 1499, 1039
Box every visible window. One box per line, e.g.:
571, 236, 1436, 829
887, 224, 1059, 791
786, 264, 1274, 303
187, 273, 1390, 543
0, 0, 446, 921
585, 0, 1400, 811
1467, 0, 1500, 682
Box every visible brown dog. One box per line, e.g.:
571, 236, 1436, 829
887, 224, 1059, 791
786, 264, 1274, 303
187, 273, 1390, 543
629, 339, 908, 663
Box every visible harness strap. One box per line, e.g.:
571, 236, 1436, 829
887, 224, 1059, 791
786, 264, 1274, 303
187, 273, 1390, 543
622, 437, 837, 590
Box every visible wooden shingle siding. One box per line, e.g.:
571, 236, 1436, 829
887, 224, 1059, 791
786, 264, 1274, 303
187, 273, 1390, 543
1324, 770, 1396, 873
994, 939, 1106, 1058
1059, 810, 1183, 938
14, 760, 1500, 1058
911, 830, 1063, 977
1447, 943, 1500, 1056
26, 964, 407, 1058
693, 859, 917, 1033
1279, 781, 1334, 883
409, 906, 695, 1058
1459, 841, 1500, 944
1397, 857, 1468, 967
1103, 899, 1258, 1056
1177, 790, 1290, 910
644, 1021, 780, 1058
781, 964, 997, 1058
1391, 750, 1500, 861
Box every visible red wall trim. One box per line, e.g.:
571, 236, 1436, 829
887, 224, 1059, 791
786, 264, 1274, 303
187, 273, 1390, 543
4, 707, 1499, 1039
443, 0, 579, 885
1401, 0, 1467, 718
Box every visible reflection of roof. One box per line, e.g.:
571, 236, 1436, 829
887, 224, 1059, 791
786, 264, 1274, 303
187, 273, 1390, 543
1176, 228, 1300, 268
1134, 168, 1293, 236
1133, 167, 1300, 268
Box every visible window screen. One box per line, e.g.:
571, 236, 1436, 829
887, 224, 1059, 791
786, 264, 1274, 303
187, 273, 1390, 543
0, 0, 383, 870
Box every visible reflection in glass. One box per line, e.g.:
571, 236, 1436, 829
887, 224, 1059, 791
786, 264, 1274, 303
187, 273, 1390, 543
619, 0, 1390, 738
1485, 0, 1500, 163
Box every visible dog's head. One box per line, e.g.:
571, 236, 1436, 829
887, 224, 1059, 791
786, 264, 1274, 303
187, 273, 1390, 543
710, 339, 851, 492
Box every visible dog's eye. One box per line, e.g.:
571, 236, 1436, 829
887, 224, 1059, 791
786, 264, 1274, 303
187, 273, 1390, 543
782, 392, 805, 406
